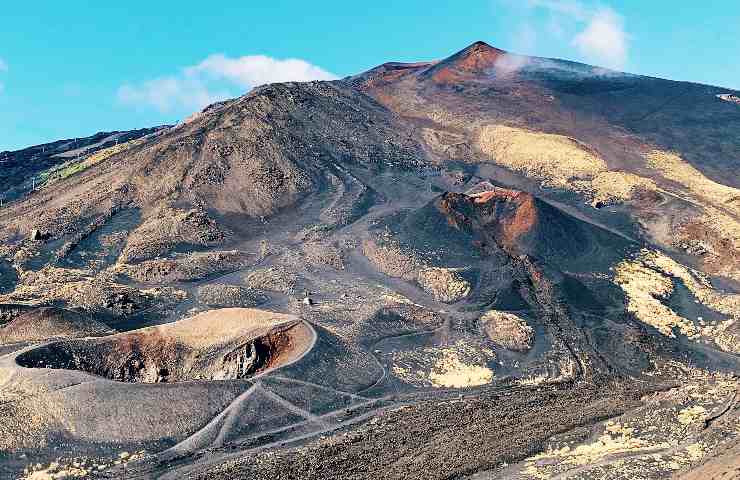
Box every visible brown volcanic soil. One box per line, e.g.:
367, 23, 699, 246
168, 381, 652, 480
15, 308, 311, 383
0, 305, 113, 344
437, 188, 633, 267
421, 41, 506, 84
0, 81, 423, 286
677, 442, 740, 480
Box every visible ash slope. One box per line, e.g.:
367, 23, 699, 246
1, 42, 740, 480
356, 41, 740, 282
0, 126, 166, 204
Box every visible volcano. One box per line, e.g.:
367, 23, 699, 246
1, 41, 740, 480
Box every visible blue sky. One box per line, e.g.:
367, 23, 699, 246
1, 1, 738, 151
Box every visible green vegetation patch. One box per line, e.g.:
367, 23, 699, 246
37, 139, 140, 188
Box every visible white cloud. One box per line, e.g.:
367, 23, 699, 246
494, 24, 537, 74
572, 8, 627, 70
117, 54, 337, 113
499, 0, 629, 71
117, 76, 229, 113
188, 54, 337, 88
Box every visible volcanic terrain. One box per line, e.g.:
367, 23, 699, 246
1, 41, 740, 480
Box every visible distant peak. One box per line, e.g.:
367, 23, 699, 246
442, 40, 506, 65
420, 41, 507, 83
457, 40, 506, 58
465, 40, 505, 53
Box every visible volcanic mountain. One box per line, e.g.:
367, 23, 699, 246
410, 187, 632, 267
1, 42, 740, 480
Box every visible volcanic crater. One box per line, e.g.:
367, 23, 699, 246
15, 308, 313, 383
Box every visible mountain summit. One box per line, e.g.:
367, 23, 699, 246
422, 40, 508, 81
